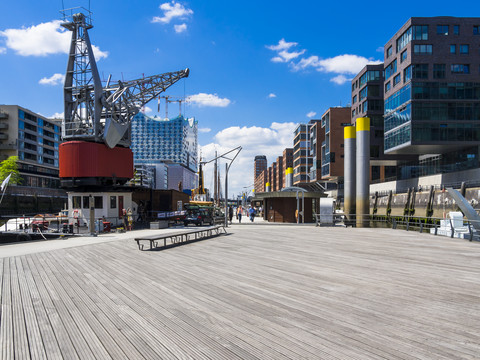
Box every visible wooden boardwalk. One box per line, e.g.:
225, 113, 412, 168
1, 225, 480, 359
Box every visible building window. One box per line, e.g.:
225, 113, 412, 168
460, 44, 469, 54
433, 64, 446, 79
451, 64, 470, 74
414, 44, 432, 54
110, 196, 117, 209
359, 87, 367, 101
453, 25, 459, 35
450, 44, 456, 54
413, 25, 428, 40
83, 196, 89, 209
385, 81, 391, 92
412, 64, 428, 79
386, 46, 392, 58
473, 26, 479, 35
72, 196, 81, 209
94, 196, 103, 209
437, 25, 449, 35
352, 109, 356, 117
393, 74, 401, 87
401, 50, 408, 63
352, 95, 357, 104
385, 59, 397, 79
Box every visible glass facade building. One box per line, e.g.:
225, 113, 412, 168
382, 17, 480, 179
131, 113, 198, 172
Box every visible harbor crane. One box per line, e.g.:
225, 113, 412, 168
59, 9, 189, 188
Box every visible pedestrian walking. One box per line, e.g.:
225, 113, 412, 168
249, 207, 255, 222
237, 206, 243, 223
228, 206, 233, 224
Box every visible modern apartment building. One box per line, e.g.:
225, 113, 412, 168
131, 113, 198, 190
254, 155, 267, 179
282, 148, 293, 187
255, 169, 266, 193
351, 65, 398, 182
275, 156, 284, 190
316, 108, 350, 181
383, 17, 480, 178
293, 124, 313, 184
0, 105, 61, 189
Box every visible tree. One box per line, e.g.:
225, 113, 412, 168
0, 156, 22, 185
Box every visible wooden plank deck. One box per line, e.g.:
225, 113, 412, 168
1, 225, 480, 359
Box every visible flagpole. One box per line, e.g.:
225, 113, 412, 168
0, 173, 12, 206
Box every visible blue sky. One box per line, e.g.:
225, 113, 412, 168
0, 0, 478, 195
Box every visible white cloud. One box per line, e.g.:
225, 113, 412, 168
200, 121, 297, 195
267, 38, 305, 63
0, 47, 6, 54
267, 38, 381, 84
316, 54, 380, 75
174, 23, 187, 33
49, 112, 64, 119
266, 38, 298, 52
152, 1, 193, 24
267, 93, 276, 98
330, 75, 351, 85
142, 106, 153, 114
39, 73, 65, 86
376, 46, 384, 53
187, 93, 231, 107
306, 111, 316, 118
198, 127, 211, 133
0, 20, 108, 60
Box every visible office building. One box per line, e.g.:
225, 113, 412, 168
383, 17, 480, 178
0, 105, 61, 189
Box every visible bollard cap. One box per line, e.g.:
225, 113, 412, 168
356, 117, 370, 132
344, 125, 356, 139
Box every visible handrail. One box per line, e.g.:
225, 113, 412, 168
340, 213, 479, 241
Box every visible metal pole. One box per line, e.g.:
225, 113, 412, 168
344, 125, 356, 225
296, 191, 299, 224
225, 163, 228, 227
356, 117, 370, 228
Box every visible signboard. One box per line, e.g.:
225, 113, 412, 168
177, 200, 183, 211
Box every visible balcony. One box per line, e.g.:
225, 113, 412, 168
0, 139, 17, 150
0, 123, 8, 130
0, 112, 8, 120
0, 133, 8, 140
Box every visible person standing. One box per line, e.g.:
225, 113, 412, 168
237, 206, 243, 223
228, 206, 233, 224
249, 207, 255, 222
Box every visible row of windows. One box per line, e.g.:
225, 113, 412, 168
385, 84, 412, 113
384, 104, 412, 132
18, 152, 59, 166
412, 102, 480, 121
396, 25, 429, 53
412, 82, 480, 100
385, 124, 411, 151
412, 122, 480, 142
18, 111, 60, 133
21, 175, 60, 189
358, 70, 382, 87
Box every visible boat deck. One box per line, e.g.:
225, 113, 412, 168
1, 225, 480, 359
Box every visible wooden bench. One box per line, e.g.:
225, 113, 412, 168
134, 225, 227, 250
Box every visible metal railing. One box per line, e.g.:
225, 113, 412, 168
341, 213, 480, 242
